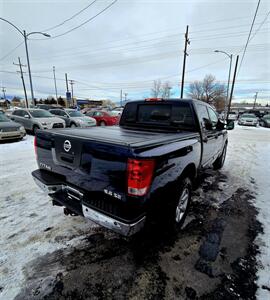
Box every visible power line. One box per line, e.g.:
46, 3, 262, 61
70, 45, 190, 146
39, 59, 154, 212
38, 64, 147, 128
28, 20, 270, 62
42, 0, 99, 32
238, 0, 261, 75
33, 0, 118, 40
26, 28, 269, 66
249, 11, 270, 43
0, 41, 24, 61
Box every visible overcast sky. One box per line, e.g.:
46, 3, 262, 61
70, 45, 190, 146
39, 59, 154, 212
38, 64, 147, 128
0, 0, 269, 104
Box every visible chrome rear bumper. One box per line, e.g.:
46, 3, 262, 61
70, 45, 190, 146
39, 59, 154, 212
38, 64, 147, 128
33, 175, 146, 236
82, 205, 146, 236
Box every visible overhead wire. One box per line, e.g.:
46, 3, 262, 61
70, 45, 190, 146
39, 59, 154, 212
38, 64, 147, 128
0, 41, 24, 61
32, 0, 118, 40
42, 0, 99, 32
249, 10, 270, 43
237, 0, 261, 75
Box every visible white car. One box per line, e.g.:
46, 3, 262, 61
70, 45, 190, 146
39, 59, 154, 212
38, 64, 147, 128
228, 112, 238, 121
238, 114, 258, 126
111, 107, 124, 116
50, 109, 96, 128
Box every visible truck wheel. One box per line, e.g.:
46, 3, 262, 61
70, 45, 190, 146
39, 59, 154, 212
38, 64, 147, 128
70, 123, 77, 128
162, 177, 192, 230
174, 177, 192, 228
213, 143, 227, 170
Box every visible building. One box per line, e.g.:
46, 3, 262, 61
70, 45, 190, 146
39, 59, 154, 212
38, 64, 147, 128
76, 99, 103, 108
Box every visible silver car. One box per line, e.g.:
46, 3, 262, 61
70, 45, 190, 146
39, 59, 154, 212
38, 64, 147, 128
238, 114, 258, 126
11, 109, 65, 134
0, 111, 26, 141
50, 108, 96, 128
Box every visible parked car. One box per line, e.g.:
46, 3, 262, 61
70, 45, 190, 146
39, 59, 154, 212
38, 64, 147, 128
10, 109, 65, 134
0, 111, 26, 141
49, 108, 96, 128
111, 107, 124, 116
85, 110, 120, 126
259, 114, 270, 128
32, 98, 234, 236
227, 111, 238, 121
238, 113, 258, 126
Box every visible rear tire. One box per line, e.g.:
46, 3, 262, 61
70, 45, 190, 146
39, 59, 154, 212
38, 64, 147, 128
70, 123, 77, 128
100, 121, 106, 126
164, 177, 192, 230
213, 143, 227, 170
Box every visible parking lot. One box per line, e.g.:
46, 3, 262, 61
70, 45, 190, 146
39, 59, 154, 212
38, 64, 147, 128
0, 125, 269, 299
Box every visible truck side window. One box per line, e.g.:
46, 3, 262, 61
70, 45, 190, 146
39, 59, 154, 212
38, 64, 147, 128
207, 107, 218, 127
195, 104, 211, 130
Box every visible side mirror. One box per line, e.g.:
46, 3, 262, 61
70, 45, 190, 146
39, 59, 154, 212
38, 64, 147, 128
24, 114, 30, 119
203, 118, 213, 130
216, 119, 225, 130
227, 120, 234, 130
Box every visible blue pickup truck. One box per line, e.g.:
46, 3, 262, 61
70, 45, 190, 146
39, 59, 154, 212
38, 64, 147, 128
32, 99, 234, 236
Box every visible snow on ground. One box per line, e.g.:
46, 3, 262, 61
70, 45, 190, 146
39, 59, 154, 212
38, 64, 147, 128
0, 136, 97, 300
224, 125, 270, 299
0, 126, 269, 299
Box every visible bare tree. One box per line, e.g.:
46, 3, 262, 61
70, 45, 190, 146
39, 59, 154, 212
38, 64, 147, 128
161, 81, 173, 99
151, 80, 162, 98
187, 74, 226, 105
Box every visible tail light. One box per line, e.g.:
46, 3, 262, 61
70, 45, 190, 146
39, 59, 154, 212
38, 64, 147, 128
34, 135, 37, 159
127, 159, 155, 196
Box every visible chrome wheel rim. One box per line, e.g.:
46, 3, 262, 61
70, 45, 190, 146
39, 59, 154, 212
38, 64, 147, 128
175, 187, 189, 223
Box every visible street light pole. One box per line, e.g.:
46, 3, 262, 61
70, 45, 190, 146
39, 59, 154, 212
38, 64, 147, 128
214, 50, 233, 116
23, 30, 35, 106
0, 17, 50, 106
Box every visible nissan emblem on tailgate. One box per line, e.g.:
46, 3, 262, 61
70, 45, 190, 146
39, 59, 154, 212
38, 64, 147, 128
63, 140, 71, 152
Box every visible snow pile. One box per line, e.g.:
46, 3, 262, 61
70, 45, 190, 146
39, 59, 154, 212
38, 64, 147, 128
0, 136, 96, 300
224, 125, 270, 299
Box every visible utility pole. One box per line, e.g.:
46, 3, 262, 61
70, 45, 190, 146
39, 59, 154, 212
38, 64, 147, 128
69, 80, 75, 107
65, 73, 69, 92
124, 92, 128, 102
13, 57, 29, 108
226, 55, 239, 123
253, 92, 258, 109
120, 89, 123, 106
65, 73, 70, 107
1, 87, 6, 99
180, 25, 190, 99
53, 66, 58, 104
